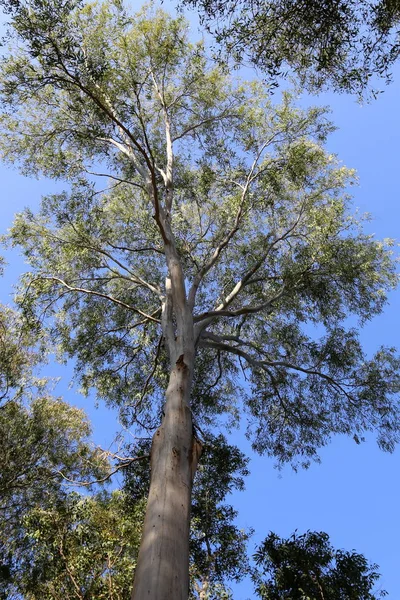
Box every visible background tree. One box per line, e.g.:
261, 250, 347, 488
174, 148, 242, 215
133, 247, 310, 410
253, 530, 387, 599
180, 0, 400, 95
0, 1, 400, 598
0, 395, 113, 597
0, 302, 41, 407
3, 490, 143, 600
0, 305, 249, 599
0, 294, 147, 599
189, 435, 251, 599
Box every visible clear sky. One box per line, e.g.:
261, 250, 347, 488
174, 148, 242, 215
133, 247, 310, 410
0, 2, 400, 598
229, 68, 400, 598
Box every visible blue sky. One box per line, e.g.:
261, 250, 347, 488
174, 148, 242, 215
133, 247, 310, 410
229, 67, 400, 598
1, 2, 400, 597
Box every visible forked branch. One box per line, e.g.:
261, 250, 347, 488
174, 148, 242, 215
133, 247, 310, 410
199, 336, 355, 400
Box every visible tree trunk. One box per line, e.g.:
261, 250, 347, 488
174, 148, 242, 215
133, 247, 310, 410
131, 355, 201, 600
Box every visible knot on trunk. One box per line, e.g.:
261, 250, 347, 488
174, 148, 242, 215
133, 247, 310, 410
176, 353, 188, 371
190, 436, 203, 480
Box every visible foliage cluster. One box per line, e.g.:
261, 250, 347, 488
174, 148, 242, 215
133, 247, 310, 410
181, 0, 400, 95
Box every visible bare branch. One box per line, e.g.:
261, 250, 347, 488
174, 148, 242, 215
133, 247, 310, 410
106, 241, 164, 255
204, 350, 223, 395
83, 169, 146, 191
171, 110, 239, 143
194, 285, 287, 325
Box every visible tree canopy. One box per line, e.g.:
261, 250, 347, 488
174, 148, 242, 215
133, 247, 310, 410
0, 394, 125, 599
180, 0, 400, 95
1, 1, 399, 465
4, 490, 143, 600
0, 303, 41, 406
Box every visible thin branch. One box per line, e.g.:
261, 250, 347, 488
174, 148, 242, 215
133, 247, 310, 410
188, 140, 273, 308
213, 208, 305, 310
139, 336, 163, 403
199, 337, 355, 400
83, 169, 146, 191
188, 174, 252, 308
193, 202, 307, 332
40, 276, 161, 323
204, 350, 223, 394
58, 541, 84, 600
194, 285, 287, 324
172, 109, 239, 142
55, 221, 163, 297
106, 241, 164, 255
55, 454, 150, 488
48, 40, 152, 179
60, 214, 162, 297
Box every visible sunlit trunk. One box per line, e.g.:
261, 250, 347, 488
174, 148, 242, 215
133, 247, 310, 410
131, 355, 201, 600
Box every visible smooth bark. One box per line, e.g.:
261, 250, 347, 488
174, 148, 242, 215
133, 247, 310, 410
131, 82, 201, 597
131, 355, 201, 600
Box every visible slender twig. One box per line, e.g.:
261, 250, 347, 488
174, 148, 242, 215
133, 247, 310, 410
55, 454, 150, 488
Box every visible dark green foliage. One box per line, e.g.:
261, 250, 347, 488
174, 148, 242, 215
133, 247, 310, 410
181, 0, 400, 95
0, 395, 131, 599
253, 530, 387, 599
0, 304, 41, 406
189, 435, 252, 596
248, 326, 400, 467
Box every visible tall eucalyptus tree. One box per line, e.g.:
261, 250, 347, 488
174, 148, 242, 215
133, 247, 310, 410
0, 1, 400, 598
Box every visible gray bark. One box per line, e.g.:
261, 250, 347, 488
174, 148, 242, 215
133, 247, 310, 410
131, 355, 201, 600
131, 93, 203, 599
